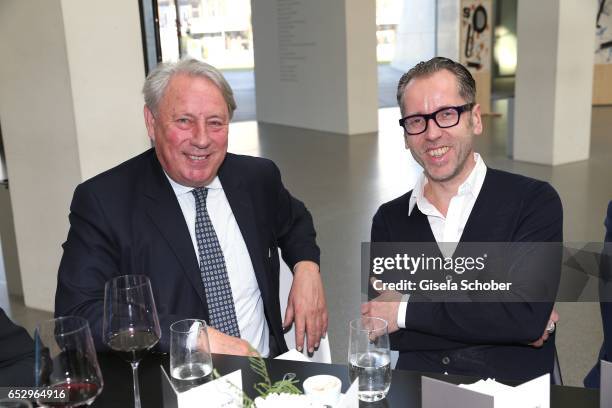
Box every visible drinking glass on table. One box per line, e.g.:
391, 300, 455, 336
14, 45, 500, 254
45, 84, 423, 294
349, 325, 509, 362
103, 275, 161, 408
348, 317, 391, 402
170, 319, 213, 392
34, 316, 103, 407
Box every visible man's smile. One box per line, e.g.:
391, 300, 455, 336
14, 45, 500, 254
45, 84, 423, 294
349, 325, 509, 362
426, 146, 450, 158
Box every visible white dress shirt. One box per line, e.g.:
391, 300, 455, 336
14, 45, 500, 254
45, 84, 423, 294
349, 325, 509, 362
166, 174, 270, 356
397, 153, 487, 328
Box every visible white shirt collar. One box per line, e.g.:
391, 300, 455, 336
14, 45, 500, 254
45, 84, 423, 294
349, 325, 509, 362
164, 172, 223, 198
408, 153, 487, 216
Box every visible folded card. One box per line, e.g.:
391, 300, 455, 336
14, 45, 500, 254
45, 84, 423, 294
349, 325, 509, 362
161, 366, 243, 408
422, 374, 549, 408
274, 348, 311, 363
458, 374, 549, 408
335, 379, 358, 408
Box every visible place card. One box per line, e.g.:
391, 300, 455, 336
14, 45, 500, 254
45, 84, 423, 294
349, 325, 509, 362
422, 374, 549, 408
161, 366, 243, 408
335, 379, 359, 408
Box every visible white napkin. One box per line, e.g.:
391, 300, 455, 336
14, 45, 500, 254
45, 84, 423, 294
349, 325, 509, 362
177, 369, 243, 407
335, 379, 359, 408
186, 320, 202, 350
459, 374, 549, 408
274, 348, 312, 362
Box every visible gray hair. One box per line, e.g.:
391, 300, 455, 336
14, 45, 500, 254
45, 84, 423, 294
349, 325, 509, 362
143, 58, 237, 119
396, 57, 476, 116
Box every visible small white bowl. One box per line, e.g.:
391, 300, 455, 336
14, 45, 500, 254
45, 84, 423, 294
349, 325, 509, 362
302, 375, 342, 406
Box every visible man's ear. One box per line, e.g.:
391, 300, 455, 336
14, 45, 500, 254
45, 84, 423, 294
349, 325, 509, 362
143, 105, 156, 143
470, 103, 483, 135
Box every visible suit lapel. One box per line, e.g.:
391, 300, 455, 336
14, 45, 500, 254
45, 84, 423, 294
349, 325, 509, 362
141, 152, 208, 308
218, 155, 272, 307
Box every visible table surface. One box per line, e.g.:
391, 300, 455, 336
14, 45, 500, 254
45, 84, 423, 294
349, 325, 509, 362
92, 352, 599, 407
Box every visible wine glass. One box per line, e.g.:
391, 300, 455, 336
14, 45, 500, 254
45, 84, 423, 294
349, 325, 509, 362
34, 316, 103, 407
348, 317, 391, 402
103, 275, 161, 408
170, 319, 213, 392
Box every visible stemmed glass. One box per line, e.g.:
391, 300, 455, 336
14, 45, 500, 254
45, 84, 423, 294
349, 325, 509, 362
103, 275, 161, 408
348, 317, 391, 402
34, 316, 103, 407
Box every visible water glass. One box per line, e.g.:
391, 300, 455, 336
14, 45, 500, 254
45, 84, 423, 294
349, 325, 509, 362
348, 317, 391, 402
170, 319, 213, 392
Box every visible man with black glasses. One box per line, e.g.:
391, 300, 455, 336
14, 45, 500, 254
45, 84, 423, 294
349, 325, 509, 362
362, 57, 562, 382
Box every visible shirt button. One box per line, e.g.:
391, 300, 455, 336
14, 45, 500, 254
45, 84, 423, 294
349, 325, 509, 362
442, 356, 450, 365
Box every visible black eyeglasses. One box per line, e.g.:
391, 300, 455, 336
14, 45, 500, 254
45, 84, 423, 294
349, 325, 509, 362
398, 103, 474, 135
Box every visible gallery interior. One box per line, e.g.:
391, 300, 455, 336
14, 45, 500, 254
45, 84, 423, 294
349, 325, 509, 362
0, 0, 611, 388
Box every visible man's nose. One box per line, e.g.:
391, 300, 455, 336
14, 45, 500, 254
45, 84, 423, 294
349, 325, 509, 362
423, 117, 442, 140
192, 119, 210, 147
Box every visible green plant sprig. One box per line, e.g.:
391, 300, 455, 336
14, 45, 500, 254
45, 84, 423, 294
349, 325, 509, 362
249, 355, 302, 397
211, 354, 303, 407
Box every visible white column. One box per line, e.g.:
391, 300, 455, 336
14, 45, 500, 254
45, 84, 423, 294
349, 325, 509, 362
0, 0, 150, 311
513, 0, 597, 165
436, 0, 461, 61
391, 0, 436, 72
251, 0, 378, 135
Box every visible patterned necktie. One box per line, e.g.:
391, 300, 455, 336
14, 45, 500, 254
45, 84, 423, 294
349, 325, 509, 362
192, 187, 241, 337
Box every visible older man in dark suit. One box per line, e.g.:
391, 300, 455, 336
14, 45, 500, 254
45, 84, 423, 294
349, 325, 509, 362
55, 59, 327, 356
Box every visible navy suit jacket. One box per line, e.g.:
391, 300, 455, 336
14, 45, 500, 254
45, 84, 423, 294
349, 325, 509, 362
0, 308, 35, 386
584, 200, 612, 388
371, 168, 563, 382
55, 148, 320, 352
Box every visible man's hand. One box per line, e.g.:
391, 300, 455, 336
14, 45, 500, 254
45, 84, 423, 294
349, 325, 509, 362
360, 281, 402, 333
206, 326, 259, 357
283, 260, 328, 353
529, 309, 559, 348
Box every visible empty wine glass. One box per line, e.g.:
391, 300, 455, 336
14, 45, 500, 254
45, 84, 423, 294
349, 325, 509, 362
348, 317, 391, 402
34, 316, 103, 407
103, 275, 161, 408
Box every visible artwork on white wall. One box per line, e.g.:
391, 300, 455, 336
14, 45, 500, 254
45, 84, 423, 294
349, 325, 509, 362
460, 0, 492, 73
596, 0, 612, 64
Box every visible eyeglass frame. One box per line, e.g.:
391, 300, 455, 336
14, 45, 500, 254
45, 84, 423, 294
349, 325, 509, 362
398, 103, 475, 135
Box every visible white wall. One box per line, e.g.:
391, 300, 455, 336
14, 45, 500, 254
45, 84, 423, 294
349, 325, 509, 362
0, 0, 149, 311
61, 0, 149, 180
252, 0, 378, 135
0, 185, 22, 297
346, 1, 379, 135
